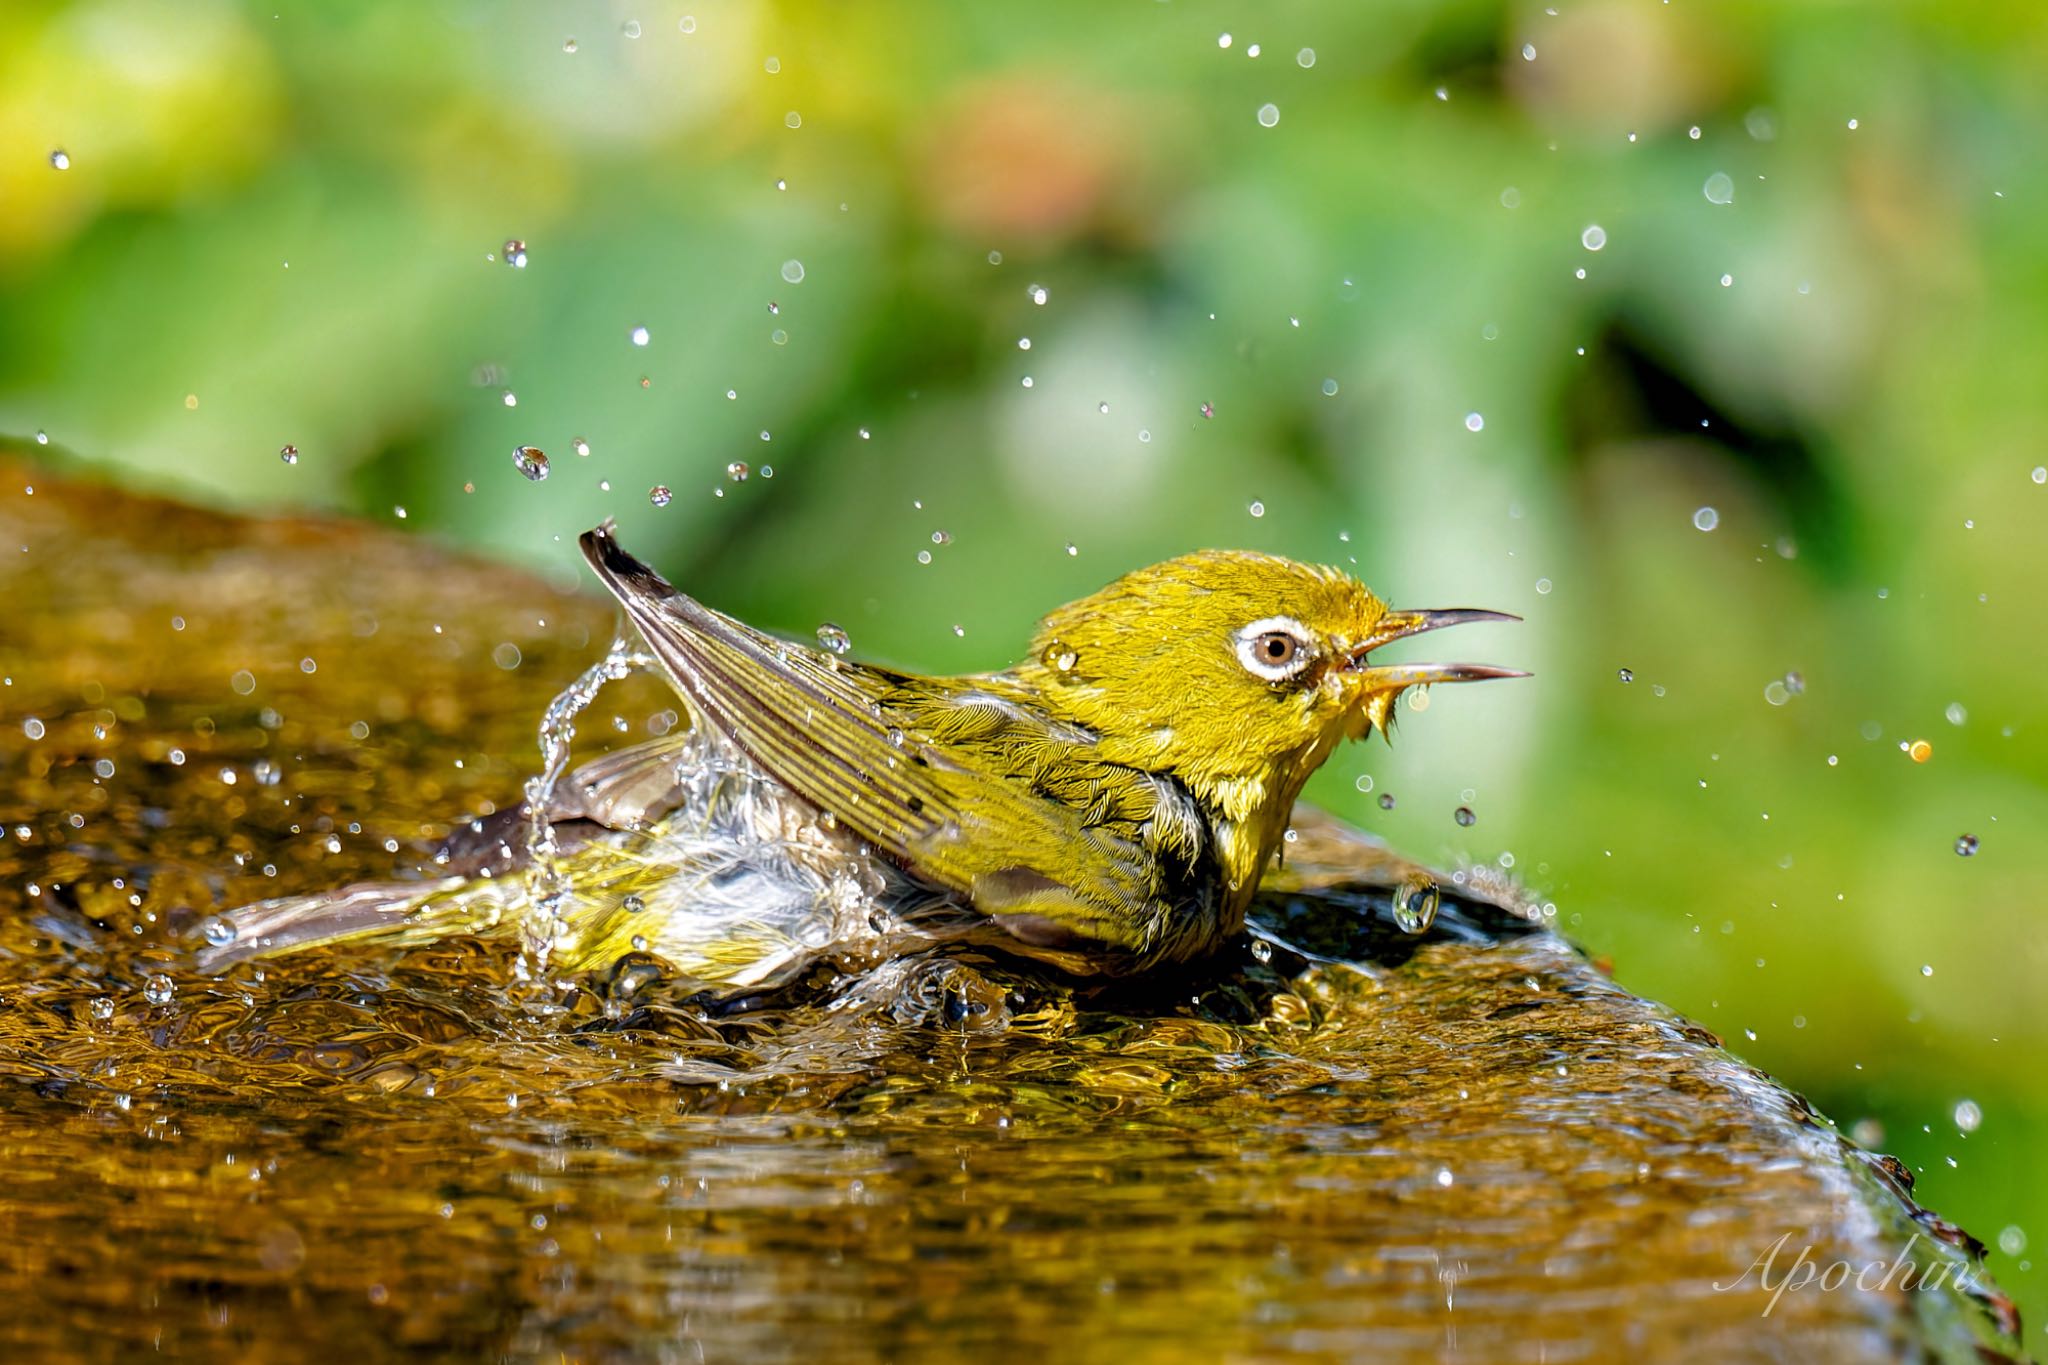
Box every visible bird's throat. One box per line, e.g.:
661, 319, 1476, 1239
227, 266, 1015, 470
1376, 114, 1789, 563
1194, 735, 1335, 911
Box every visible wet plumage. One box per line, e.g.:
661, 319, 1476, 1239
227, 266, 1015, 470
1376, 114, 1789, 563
207, 525, 1522, 980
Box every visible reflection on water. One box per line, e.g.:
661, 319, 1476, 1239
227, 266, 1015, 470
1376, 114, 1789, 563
0, 461, 2018, 1361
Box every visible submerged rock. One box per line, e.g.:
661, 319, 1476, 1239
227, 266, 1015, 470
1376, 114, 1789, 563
0, 449, 2022, 1362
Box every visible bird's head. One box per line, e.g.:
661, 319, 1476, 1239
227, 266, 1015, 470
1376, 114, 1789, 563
1016, 549, 1524, 809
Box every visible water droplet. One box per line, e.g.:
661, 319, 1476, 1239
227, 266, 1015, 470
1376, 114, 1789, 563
1763, 680, 1790, 706
1246, 43, 1261, 58
1909, 739, 1932, 763
562, 36, 578, 52
781, 259, 806, 284
1953, 1100, 1983, 1132
726, 461, 750, 483
142, 974, 175, 1006
816, 622, 851, 655
1027, 283, 1048, 306
784, 111, 802, 129
1945, 702, 1967, 726
513, 446, 550, 481
1535, 578, 1552, 595
278, 444, 299, 464
1378, 793, 1396, 810
679, 16, 697, 34
630, 325, 650, 346
199, 916, 237, 948
1521, 43, 1537, 60
1688, 125, 1702, 140
1065, 543, 1079, 556
50, 149, 71, 170
1692, 506, 1719, 531
1581, 224, 1607, 251
1321, 378, 1339, 396
1955, 833, 1979, 857
1703, 172, 1735, 205
931, 529, 951, 545
1719, 273, 1734, 288
1783, 671, 1805, 695
1500, 187, 1521, 208
1436, 1167, 1455, 1188
1464, 412, 1485, 432
1199, 401, 1214, 419
2033, 466, 2046, 485
503, 238, 528, 267
1617, 667, 1634, 683
90, 996, 115, 1021
1392, 876, 1440, 934
1256, 103, 1281, 128
501, 390, 517, 407
1247, 500, 1265, 518
1040, 640, 1080, 673
1454, 806, 1476, 827
22, 718, 45, 740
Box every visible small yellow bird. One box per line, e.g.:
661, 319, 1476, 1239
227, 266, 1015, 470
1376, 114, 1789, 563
208, 525, 1523, 983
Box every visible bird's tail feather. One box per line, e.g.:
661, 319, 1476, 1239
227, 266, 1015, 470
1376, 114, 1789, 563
197, 877, 515, 971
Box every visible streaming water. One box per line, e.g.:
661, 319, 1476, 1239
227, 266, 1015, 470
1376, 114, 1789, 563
516, 636, 653, 982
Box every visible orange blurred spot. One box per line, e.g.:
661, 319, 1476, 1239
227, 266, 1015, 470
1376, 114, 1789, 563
1908, 740, 1932, 763
921, 77, 1139, 241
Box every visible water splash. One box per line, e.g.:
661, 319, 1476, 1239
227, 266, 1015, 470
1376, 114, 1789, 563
1392, 875, 1441, 935
518, 635, 655, 980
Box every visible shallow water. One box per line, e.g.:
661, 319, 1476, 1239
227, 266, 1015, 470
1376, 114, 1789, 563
0, 458, 2019, 1361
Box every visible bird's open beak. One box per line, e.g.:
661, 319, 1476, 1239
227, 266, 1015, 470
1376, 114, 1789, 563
1340, 608, 1527, 735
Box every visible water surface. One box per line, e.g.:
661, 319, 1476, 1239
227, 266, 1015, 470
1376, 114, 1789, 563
0, 461, 2017, 1361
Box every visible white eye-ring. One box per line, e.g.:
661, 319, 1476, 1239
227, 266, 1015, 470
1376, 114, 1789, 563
1234, 616, 1318, 683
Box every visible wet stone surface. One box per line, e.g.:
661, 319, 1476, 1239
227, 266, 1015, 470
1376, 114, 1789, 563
0, 452, 2021, 1362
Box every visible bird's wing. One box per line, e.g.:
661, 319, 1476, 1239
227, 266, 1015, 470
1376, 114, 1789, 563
579, 524, 1205, 954
547, 733, 703, 830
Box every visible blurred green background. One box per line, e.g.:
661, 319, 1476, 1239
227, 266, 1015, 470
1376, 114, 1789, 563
4, 0, 2044, 1334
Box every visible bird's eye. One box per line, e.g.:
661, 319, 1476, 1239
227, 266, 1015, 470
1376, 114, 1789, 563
1234, 617, 1317, 683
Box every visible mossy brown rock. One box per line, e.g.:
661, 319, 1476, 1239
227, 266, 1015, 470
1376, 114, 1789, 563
0, 451, 2022, 1362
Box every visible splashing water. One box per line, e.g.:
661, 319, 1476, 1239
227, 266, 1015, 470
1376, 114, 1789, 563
1392, 874, 1441, 934
518, 636, 655, 980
